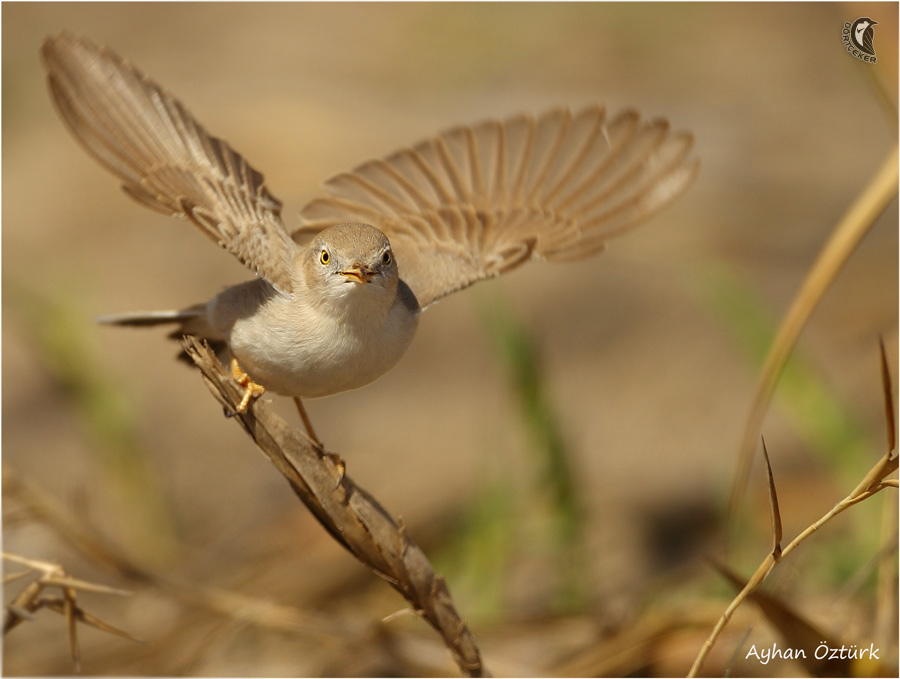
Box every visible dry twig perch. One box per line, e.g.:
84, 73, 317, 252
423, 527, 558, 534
3, 552, 142, 672
182, 336, 488, 677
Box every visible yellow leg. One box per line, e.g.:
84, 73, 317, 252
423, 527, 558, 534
227, 357, 266, 415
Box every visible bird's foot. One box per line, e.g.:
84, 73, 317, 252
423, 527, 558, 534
224, 358, 266, 416
326, 452, 346, 489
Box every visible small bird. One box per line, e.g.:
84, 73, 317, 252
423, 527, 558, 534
42, 32, 699, 443
851, 17, 877, 56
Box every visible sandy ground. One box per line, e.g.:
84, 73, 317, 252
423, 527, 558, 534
3, 3, 897, 676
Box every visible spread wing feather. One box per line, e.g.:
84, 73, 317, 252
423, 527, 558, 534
296, 106, 698, 307
42, 32, 297, 292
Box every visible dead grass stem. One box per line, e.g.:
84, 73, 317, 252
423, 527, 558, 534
182, 336, 488, 677
728, 145, 899, 528
688, 343, 898, 677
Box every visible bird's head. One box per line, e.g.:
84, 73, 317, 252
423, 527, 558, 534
853, 17, 877, 32
301, 223, 399, 308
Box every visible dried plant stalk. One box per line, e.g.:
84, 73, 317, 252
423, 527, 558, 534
3, 552, 142, 671
688, 345, 898, 677
728, 146, 899, 526
3, 466, 364, 642
688, 447, 897, 677
182, 337, 488, 678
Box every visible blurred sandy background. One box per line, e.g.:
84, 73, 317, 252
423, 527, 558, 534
3, 2, 897, 676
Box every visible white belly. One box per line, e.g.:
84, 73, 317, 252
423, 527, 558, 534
219, 283, 419, 398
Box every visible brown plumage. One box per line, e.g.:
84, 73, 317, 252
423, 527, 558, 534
42, 31, 699, 413
297, 107, 698, 307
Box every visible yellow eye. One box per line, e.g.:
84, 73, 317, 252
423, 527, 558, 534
381, 251, 392, 266
319, 250, 330, 265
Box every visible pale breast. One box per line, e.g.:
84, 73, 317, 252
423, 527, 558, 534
219, 282, 419, 398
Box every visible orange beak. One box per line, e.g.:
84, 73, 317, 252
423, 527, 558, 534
340, 265, 369, 284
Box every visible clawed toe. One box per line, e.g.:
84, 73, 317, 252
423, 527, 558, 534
226, 357, 266, 416
326, 452, 346, 488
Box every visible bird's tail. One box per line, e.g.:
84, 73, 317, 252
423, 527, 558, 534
97, 307, 200, 327
97, 304, 227, 363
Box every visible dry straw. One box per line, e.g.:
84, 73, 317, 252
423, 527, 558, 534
3, 552, 142, 672
727, 146, 899, 527
689, 343, 897, 676
5, 338, 489, 676
181, 336, 488, 677
689, 142, 900, 671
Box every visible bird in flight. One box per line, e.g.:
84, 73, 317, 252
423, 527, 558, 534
42, 31, 699, 444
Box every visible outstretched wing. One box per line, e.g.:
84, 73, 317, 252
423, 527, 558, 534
295, 106, 699, 308
42, 32, 297, 293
